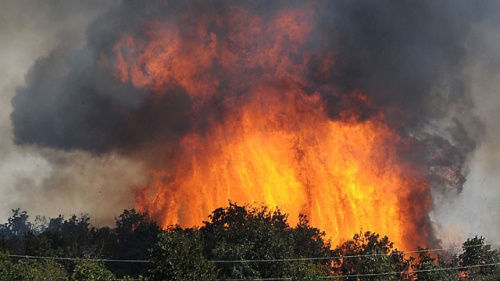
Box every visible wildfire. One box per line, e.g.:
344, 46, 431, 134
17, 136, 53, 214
109, 4, 432, 250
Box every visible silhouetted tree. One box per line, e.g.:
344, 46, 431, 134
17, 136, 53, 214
331, 231, 411, 280
456, 236, 500, 280
109, 209, 161, 276
1, 204, 499, 280
71, 259, 116, 281
199, 203, 331, 280
412, 249, 458, 281
148, 228, 216, 281
0, 252, 67, 281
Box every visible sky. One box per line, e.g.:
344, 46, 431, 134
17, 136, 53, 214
0, 0, 498, 245
0, 0, 147, 225
430, 13, 500, 245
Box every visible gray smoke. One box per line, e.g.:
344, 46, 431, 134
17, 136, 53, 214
12, 0, 493, 191
431, 12, 500, 245
0, 0, 148, 225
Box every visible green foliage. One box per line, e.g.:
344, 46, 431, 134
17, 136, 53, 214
480, 267, 500, 281
202, 204, 291, 279
291, 214, 332, 263
71, 259, 115, 281
456, 236, 500, 280
0, 208, 160, 278
122, 276, 145, 281
199, 203, 331, 280
332, 231, 410, 280
410, 236, 500, 281
412, 250, 458, 281
2, 209, 31, 238
0, 252, 14, 281
0, 252, 67, 281
148, 228, 216, 281
288, 261, 330, 281
110, 209, 161, 276
1, 204, 499, 280
12, 259, 68, 281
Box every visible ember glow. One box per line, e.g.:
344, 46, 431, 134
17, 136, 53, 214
110, 5, 432, 249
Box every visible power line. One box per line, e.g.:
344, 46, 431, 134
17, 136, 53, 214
210, 243, 492, 263
8, 254, 150, 263
320, 262, 500, 279
227, 277, 293, 281
6, 243, 494, 264
227, 262, 500, 281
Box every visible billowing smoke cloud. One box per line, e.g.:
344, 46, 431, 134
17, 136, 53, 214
0, 0, 150, 225
7, 0, 500, 242
310, 1, 487, 194
12, 0, 492, 187
432, 12, 500, 245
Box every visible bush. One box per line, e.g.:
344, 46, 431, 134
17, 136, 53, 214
148, 229, 216, 281
71, 259, 115, 281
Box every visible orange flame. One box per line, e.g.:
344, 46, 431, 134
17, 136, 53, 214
110, 5, 432, 250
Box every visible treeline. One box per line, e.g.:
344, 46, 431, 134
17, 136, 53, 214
0, 203, 498, 280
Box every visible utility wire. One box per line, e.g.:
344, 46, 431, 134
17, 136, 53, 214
7, 247, 499, 280
6, 243, 495, 264
8, 254, 150, 263
227, 262, 500, 281
320, 262, 500, 279
210, 243, 492, 263
6, 243, 497, 264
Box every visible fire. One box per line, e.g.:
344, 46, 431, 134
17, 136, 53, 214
109, 4, 432, 250
135, 88, 431, 249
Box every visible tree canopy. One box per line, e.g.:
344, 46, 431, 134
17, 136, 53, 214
0, 203, 498, 280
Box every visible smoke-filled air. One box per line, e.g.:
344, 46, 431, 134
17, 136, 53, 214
3, 0, 500, 253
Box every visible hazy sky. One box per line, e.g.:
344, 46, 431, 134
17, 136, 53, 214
0, 0, 148, 225
0, 0, 498, 244
430, 14, 500, 245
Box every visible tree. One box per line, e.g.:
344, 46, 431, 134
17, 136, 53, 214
0, 209, 159, 279
288, 261, 330, 281
332, 231, 411, 280
12, 259, 68, 281
0, 252, 14, 281
457, 236, 500, 280
109, 209, 161, 276
291, 214, 332, 264
2, 209, 32, 238
1, 204, 499, 280
0, 252, 67, 281
200, 203, 330, 280
71, 259, 116, 281
148, 228, 216, 281
0, 209, 33, 254
412, 250, 458, 281
202, 204, 292, 279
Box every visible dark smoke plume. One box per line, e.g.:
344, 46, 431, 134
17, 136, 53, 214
10, 0, 497, 237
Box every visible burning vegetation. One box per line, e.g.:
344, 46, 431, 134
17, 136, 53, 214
11, 0, 489, 251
